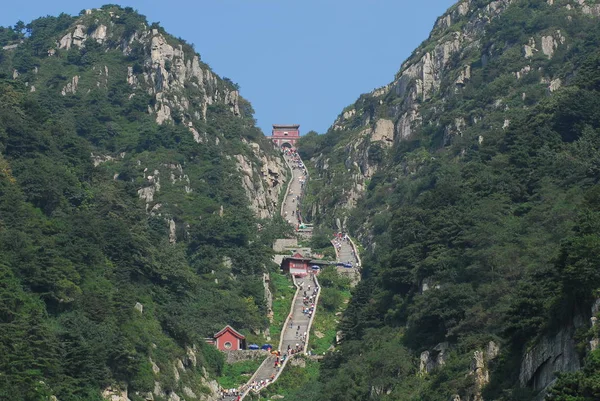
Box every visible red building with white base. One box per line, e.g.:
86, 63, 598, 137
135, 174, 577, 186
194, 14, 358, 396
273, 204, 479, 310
281, 252, 312, 277
213, 325, 246, 351
272, 124, 300, 148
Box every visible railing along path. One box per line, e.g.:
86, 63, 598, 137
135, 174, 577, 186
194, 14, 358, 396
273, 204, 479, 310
229, 150, 359, 400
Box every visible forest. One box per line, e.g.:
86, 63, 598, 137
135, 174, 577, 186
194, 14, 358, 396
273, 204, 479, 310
0, 6, 290, 401
296, 1, 600, 400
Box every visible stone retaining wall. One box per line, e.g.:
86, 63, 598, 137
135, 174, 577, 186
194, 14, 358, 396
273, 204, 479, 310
224, 350, 270, 364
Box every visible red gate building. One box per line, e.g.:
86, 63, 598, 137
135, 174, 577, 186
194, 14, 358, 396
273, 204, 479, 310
272, 124, 300, 148
213, 325, 246, 351
281, 252, 312, 277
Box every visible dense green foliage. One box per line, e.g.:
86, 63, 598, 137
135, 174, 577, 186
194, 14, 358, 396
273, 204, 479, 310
268, 270, 296, 346
549, 349, 600, 401
298, 1, 600, 400
0, 6, 282, 401
216, 359, 263, 390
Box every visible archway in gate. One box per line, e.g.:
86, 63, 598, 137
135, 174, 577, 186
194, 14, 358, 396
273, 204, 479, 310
272, 124, 300, 150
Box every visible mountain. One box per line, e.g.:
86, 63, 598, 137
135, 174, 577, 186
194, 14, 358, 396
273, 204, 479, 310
0, 5, 290, 401
297, 0, 600, 400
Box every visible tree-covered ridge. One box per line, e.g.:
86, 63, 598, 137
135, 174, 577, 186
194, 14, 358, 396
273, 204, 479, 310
299, 0, 599, 225
298, 0, 600, 400
0, 6, 290, 401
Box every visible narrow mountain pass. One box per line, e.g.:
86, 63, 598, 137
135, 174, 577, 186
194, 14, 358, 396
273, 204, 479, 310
227, 148, 358, 400
239, 274, 318, 398
281, 149, 306, 230
332, 235, 361, 286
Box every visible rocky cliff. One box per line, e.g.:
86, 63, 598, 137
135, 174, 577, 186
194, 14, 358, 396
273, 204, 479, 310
9, 6, 287, 226
0, 6, 287, 401
297, 1, 600, 400
301, 0, 599, 228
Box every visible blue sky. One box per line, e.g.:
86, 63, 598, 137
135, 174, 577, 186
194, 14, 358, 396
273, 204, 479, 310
2, 0, 456, 135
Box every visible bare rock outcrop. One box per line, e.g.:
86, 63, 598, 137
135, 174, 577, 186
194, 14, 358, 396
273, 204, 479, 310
168, 218, 176, 244
58, 32, 73, 50
102, 386, 130, 401
549, 78, 562, 92
90, 24, 107, 42
51, 13, 243, 142
590, 299, 600, 351
370, 119, 394, 145
419, 342, 449, 374
264, 273, 273, 321
233, 143, 287, 219
576, 0, 600, 16
524, 37, 537, 58
46, 11, 280, 225
460, 341, 500, 401
61, 75, 79, 96
138, 170, 160, 209
318, 0, 515, 214
541, 30, 565, 58
146, 31, 239, 124
520, 325, 580, 393
468, 351, 488, 401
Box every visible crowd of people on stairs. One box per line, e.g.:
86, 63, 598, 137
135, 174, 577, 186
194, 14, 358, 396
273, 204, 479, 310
283, 148, 307, 228
219, 147, 331, 400
332, 232, 359, 266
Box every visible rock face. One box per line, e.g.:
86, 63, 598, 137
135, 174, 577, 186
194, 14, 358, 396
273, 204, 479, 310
48, 9, 285, 224
264, 273, 273, 321
519, 325, 581, 393
303, 0, 600, 232
443, 341, 499, 401
145, 31, 239, 124
129, 148, 285, 240
55, 19, 241, 128
419, 342, 449, 374
143, 346, 223, 401
306, 0, 519, 222
347, 0, 511, 129
233, 143, 288, 219
466, 350, 490, 401
536, 30, 566, 59
102, 386, 130, 401
90, 24, 108, 42
371, 119, 395, 145
168, 219, 176, 244
590, 299, 600, 351
61, 75, 79, 95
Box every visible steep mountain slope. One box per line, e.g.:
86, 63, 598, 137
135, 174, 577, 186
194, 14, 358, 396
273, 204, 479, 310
0, 6, 290, 401
301, 0, 599, 224
298, 0, 600, 400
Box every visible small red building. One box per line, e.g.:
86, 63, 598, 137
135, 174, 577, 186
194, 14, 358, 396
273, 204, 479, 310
213, 325, 246, 351
281, 252, 312, 277
272, 124, 300, 148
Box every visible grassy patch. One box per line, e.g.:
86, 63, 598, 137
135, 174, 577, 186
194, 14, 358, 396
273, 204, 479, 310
216, 359, 263, 389
309, 267, 352, 354
309, 288, 351, 355
269, 273, 296, 347
312, 246, 336, 260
